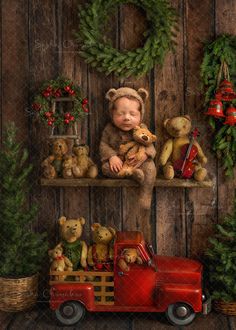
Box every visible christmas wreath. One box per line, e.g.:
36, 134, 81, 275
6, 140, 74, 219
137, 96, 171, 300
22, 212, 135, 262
32, 77, 89, 127
76, 0, 177, 78
201, 35, 236, 177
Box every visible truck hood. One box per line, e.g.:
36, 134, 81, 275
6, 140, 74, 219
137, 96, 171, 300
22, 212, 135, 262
153, 255, 202, 274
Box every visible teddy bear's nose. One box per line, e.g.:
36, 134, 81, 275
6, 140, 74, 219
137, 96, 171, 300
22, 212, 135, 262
142, 135, 148, 141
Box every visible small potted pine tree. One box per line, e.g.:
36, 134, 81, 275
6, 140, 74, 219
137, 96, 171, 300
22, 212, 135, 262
205, 199, 236, 315
0, 123, 48, 312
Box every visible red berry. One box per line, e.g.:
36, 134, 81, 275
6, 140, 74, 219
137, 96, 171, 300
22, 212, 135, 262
70, 115, 75, 121
64, 119, 70, 124
42, 91, 51, 97
82, 104, 89, 112
64, 86, 71, 92
69, 90, 75, 96
51, 117, 56, 122
82, 98, 88, 105
54, 88, 62, 97
44, 111, 52, 118
64, 112, 71, 119
47, 120, 53, 126
32, 103, 41, 111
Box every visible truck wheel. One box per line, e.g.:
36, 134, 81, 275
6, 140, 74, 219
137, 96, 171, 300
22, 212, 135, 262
55, 301, 85, 326
166, 302, 196, 326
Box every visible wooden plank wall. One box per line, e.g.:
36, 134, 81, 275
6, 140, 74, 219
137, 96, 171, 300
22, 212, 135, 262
0, 0, 235, 328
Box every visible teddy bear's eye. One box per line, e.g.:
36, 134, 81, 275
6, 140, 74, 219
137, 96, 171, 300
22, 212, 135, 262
75, 224, 77, 226
67, 225, 70, 228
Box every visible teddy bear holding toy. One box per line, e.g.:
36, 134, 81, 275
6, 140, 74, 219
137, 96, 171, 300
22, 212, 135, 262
159, 115, 208, 181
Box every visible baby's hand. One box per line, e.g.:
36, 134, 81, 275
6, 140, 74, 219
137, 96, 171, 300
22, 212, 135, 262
127, 153, 148, 168
109, 155, 123, 173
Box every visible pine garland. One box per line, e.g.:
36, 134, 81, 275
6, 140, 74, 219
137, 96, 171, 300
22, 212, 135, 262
76, 0, 177, 78
205, 199, 236, 302
201, 35, 236, 177
0, 123, 48, 277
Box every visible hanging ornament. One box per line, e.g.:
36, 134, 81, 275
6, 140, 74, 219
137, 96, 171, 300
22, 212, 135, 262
205, 98, 224, 118
224, 105, 236, 126
217, 80, 235, 101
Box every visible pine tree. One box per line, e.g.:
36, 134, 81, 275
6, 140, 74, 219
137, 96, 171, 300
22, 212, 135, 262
205, 199, 236, 302
0, 122, 48, 277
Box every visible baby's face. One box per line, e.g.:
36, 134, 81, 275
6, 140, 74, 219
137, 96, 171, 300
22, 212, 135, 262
112, 97, 141, 131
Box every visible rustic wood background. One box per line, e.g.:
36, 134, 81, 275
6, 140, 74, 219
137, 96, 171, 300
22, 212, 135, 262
0, 0, 235, 329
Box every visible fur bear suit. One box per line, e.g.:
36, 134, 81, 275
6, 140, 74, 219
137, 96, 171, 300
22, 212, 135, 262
42, 138, 68, 179
159, 115, 207, 181
59, 216, 87, 270
87, 223, 116, 271
99, 87, 157, 210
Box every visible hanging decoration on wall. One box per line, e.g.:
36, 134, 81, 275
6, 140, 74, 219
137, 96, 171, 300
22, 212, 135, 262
201, 35, 236, 177
76, 0, 177, 78
32, 77, 89, 128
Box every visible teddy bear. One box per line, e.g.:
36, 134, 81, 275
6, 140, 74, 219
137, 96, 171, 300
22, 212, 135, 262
72, 144, 98, 178
118, 124, 157, 178
159, 115, 208, 181
59, 216, 88, 270
117, 248, 143, 272
87, 223, 116, 271
48, 243, 73, 281
62, 154, 81, 179
41, 138, 69, 179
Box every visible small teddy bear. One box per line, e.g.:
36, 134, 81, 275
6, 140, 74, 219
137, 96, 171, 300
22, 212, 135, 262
159, 115, 207, 181
59, 216, 88, 270
41, 138, 69, 179
72, 144, 98, 178
48, 243, 73, 281
117, 248, 143, 272
62, 154, 81, 179
87, 223, 116, 271
118, 124, 157, 180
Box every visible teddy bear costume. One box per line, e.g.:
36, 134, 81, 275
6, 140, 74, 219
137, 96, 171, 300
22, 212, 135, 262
99, 87, 157, 210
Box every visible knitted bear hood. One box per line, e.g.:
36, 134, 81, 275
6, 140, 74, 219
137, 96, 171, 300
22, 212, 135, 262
105, 87, 149, 120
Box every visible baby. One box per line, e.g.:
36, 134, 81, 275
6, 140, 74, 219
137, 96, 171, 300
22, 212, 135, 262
99, 87, 156, 210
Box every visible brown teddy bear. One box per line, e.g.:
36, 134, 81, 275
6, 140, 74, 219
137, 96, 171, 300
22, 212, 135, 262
48, 243, 73, 281
117, 248, 143, 272
118, 124, 157, 179
62, 154, 81, 179
41, 138, 69, 179
72, 144, 98, 178
59, 216, 88, 270
159, 115, 208, 181
87, 223, 116, 271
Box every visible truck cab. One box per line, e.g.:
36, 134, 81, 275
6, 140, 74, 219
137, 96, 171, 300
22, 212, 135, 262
50, 231, 211, 326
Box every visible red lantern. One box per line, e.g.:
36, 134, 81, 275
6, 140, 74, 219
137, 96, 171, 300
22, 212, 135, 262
205, 98, 225, 118
224, 105, 236, 125
217, 80, 235, 101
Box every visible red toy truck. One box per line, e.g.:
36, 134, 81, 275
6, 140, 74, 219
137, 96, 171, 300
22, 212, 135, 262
50, 231, 211, 326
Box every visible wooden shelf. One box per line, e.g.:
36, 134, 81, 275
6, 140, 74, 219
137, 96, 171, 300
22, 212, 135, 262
40, 177, 213, 188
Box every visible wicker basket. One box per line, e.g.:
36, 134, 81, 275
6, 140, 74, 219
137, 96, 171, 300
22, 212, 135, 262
0, 274, 38, 312
214, 300, 236, 316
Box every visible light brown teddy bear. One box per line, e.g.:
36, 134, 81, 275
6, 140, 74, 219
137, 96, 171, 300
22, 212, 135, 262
41, 138, 69, 179
159, 115, 207, 181
59, 216, 88, 270
72, 144, 98, 178
118, 248, 143, 272
118, 125, 157, 179
62, 154, 81, 179
87, 223, 116, 271
48, 243, 73, 281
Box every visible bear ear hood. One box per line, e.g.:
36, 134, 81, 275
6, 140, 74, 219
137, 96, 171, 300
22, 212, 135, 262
106, 87, 149, 120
